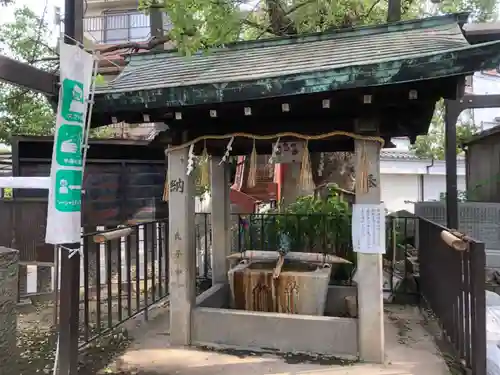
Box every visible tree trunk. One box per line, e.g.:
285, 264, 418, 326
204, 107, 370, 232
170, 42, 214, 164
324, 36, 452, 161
311, 152, 355, 198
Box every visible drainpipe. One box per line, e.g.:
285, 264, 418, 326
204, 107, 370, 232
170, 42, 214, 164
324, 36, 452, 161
420, 158, 435, 201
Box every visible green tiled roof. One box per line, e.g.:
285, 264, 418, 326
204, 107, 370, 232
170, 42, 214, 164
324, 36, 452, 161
95, 13, 500, 110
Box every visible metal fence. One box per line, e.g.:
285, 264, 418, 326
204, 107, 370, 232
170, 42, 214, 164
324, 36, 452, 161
418, 217, 486, 375
230, 213, 353, 256
79, 220, 169, 346
79, 215, 218, 346
384, 214, 418, 302
194, 212, 419, 293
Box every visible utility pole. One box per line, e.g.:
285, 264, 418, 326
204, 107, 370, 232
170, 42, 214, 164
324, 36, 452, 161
58, 0, 84, 373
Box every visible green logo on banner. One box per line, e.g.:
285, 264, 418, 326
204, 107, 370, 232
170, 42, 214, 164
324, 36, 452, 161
55, 169, 82, 212
61, 79, 85, 123
56, 124, 83, 167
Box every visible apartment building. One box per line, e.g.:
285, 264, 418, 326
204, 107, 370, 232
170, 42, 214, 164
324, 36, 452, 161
82, 0, 167, 139
83, 0, 151, 50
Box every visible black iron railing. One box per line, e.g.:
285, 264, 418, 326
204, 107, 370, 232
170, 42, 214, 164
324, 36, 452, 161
232, 213, 353, 257
194, 212, 421, 290
384, 214, 418, 300
418, 218, 486, 375
194, 212, 356, 284
79, 220, 169, 347
80, 216, 214, 347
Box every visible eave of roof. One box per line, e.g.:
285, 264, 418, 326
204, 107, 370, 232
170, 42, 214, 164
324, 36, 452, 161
463, 124, 500, 146
92, 13, 500, 114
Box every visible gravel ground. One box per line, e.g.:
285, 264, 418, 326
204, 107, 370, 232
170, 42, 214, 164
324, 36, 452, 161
15, 279, 211, 374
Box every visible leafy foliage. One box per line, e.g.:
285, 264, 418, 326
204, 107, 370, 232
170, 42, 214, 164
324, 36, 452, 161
138, 0, 497, 54
409, 0, 496, 160
439, 190, 469, 201
236, 186, 354, 281
139, 0, 423, 55
0, 7, 57, 144
0, 6, 124, 144
411, 100, 479, 160
435, 0, 497, 21
240, 186, 352, 255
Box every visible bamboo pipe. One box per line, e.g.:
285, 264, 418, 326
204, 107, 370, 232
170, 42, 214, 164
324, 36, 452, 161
227, 250, 352, 264
93, 227, 133, 243
440, 230, 467, 251
273, 254, 285, 279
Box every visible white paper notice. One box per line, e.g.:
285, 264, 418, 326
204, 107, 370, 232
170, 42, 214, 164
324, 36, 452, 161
352, 204, 386, 254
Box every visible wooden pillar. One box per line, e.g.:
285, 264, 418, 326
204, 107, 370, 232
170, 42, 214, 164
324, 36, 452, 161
354, 125, 384, 363
444, 101, 460, 229
168, 147, 196, 346
210, 157, 231, 284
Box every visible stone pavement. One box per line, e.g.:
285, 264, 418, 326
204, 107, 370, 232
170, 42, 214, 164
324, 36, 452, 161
106, 305, 451, 375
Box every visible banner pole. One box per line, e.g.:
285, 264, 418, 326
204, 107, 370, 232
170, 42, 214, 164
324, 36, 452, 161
57, 0, 84, 372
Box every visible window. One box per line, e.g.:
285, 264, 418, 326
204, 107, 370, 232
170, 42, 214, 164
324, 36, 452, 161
104, 10, 150, 44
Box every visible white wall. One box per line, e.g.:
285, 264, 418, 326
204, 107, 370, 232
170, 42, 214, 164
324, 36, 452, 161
422, 174, 466, 201
380, 173, 467, 213
380, 174, 419, 213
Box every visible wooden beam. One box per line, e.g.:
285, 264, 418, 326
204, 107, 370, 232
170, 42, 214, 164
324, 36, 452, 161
463, 23, 500, 44
460, 94, 500, 109
0, 55, 58, 96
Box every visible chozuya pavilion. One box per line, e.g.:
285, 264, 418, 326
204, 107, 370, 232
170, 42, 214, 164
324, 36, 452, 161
89, 13, 500, 362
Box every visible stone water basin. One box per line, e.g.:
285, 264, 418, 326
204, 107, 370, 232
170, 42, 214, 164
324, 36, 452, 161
228, 260, 333, 316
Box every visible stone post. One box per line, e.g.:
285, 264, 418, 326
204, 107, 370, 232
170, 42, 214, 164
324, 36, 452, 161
168, 147, 196, 346
18, 264, 27, 298
37, 265, 52, 294
210, 157, 231, 284
354, 133, 384, 363
0, 247, 19, 373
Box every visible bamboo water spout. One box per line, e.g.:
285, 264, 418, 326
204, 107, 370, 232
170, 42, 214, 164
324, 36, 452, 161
440, 230, 467, 251
227, 250, 352, 265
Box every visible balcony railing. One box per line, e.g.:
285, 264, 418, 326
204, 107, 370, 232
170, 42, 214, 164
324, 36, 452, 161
84, 12, 151, 44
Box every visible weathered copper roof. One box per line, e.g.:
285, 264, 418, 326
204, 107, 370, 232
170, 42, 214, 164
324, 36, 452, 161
94, 13, 500, 110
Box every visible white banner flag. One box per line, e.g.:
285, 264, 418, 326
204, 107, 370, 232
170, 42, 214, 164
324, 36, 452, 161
45, 42, 94, 244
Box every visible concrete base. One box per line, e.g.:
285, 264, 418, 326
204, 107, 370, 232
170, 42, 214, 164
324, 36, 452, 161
107, 304, 451, 375
192, 284, 358, 359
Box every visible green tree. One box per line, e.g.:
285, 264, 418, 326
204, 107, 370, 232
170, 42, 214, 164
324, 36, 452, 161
435, 0, 497, 21
0, 6, 57, 144
411, 100, 479, 159
139, 0, 422, 53
138, 0, 496, 52
409, 0, 496, 160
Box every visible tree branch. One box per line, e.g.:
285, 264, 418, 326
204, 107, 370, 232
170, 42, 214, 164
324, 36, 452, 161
98, 29, 196, 54
98, 36, 171, 54
283, 0, 319, 18
365, 0, 383, 19
241, 18, 278, 35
